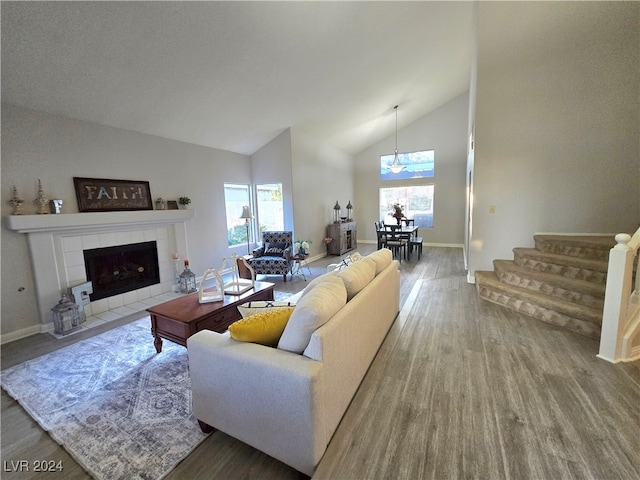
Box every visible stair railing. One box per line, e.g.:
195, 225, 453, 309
597, 227, 640, 363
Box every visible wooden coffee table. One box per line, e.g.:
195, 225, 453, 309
147, 281, 274, 352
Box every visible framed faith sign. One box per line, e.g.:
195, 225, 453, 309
73, 177, 153, 212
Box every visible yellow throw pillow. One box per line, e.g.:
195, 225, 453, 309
228, 307, 295, 347
237, 300, 296, 318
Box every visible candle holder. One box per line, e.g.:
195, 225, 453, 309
35, 179, 49, 215
51, 292, 81, 335
9, 185, 24, 215
172, 253, 181, 292
333, 201, 341, 224
179, 260, 197, 293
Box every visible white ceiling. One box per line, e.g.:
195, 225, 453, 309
1, 1, 475, 156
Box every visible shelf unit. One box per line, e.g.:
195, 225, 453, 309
326, 221, 357, 256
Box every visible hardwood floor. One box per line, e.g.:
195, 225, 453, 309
2, 246, 639, 479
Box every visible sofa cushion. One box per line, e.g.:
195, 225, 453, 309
336, 257, 376, 300
238, 300, 297, 318
278, 275, 347, 354
367, 248, 393, 275
300, 270, 338, 299
228, 307, 295, 347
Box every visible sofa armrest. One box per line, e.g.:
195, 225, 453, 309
252, 246, 264, 257
187, 330, 325, 476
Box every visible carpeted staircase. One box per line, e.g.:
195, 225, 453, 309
475, 235, 616, 339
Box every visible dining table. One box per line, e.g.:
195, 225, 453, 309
383, 224, 419, 238
380, 224, 420, 261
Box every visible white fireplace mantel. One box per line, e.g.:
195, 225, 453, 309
6, 209, 195, 234
5, 209, 195, 336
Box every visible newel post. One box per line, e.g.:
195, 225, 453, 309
597, 233, 634, 363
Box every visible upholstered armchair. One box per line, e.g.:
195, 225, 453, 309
248, 231, 294, 282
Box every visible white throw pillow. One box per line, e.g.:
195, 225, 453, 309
299, 270, 338, 299
237, 300, 297, 319
277, 275, 347, 354
336, 257, 376, 300
366, 248, 393, 275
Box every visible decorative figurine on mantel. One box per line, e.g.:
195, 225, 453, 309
8, 185, 24, 215
34, 179, 49, 214
50, 199, 63, 214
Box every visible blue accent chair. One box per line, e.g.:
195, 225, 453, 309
248, 231, 294, 282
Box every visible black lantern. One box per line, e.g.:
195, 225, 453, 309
179, 260, 197, 293
51, 292, 81, 335
346, 201, 353, 221
333, 201, 341, 224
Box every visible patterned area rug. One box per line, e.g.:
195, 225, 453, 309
1, 318, 208, 480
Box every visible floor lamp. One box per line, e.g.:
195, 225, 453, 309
240, 206, 253, 255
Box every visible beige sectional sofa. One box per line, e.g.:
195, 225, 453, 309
187, 248, 400, 477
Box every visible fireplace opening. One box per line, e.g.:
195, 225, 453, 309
84, 241, 160, 301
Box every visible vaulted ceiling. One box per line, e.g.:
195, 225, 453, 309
1, 1, 475, 155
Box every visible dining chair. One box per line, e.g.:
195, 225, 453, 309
401, 218, 415, 227
384, 225, 408, 262
375, 221, 389, 249
409, 236, 423, 260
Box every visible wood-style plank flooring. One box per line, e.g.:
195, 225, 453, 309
2, 246, 639, 479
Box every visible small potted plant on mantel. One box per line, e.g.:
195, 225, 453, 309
178, 196, 191, 209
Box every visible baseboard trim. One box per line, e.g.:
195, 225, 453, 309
359, 239, 464, 248
424, 242, 464, 248
304, 252, 326, 263
534, 232, 617, 237
1, 323, 46, 345
627, 345, 640, 363
596, 353, 619, 364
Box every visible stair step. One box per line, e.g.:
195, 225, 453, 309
513, 248, 608, 284
493, 259, 605, 309
534, 235, 615, 261
475, 270, 602, 339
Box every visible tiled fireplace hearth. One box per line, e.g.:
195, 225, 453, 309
6, 210, 195, 338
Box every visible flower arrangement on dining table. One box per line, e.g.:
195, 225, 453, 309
390, 203, 405, 225
293, 239, 312, 256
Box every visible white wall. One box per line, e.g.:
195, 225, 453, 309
291, 127, 354, 258
251, 129, 294, 233
469, 2, 640, 279
464, 0, 479, 269
1, 105, 252, 335
251, 127, 354, 258
354, 93, 469, 246
1, 106, 356, 337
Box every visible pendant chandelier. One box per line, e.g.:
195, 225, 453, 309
389, 105, 405, 174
